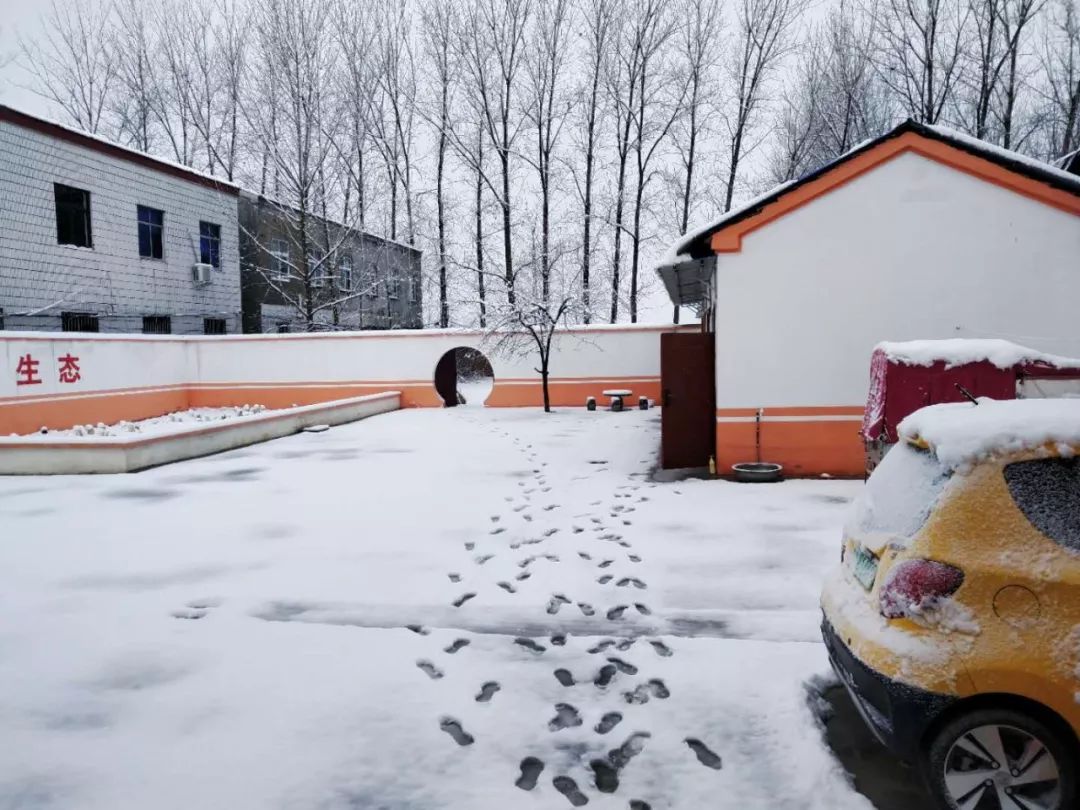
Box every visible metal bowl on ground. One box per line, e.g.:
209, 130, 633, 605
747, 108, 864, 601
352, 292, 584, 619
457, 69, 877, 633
731, 462, 783, 483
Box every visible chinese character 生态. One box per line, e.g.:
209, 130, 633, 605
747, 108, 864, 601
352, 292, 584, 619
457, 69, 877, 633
15, 353, 42, 386
58, 354, 81, 384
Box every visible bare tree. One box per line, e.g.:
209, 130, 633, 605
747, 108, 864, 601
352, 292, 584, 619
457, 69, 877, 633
485, 285, 572, 412
243, 0, 352, 330
628, 0, 683, 322
111, 0, 157, 151
675, 0, 722, 236
422, 0, 457, 327
959, 0, 1045, 146
524, 0, 573, 304
576, 0, 614, 324
723, 0, 805, 211
20, 0, 118, 134
334, 0, 379, 230
454, 0, 532, 306
1039, 0, 1080, 157
872, 0, 970, 124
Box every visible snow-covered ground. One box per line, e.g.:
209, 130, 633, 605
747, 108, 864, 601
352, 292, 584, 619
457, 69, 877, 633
9, 405, 270, 439
0, 408, 871, 810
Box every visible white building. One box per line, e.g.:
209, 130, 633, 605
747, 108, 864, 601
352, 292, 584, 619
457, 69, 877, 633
0, 106, 241, 335
659, 120, 1080, 477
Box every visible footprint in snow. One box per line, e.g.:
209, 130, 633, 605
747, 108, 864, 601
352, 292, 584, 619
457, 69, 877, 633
572, 526, 585, 534
598, 575, 614, 585
594, 664, 617, 687
515, 757, 545, 791
550, 633, 567, 646
578, 551, 592, 560
630, 801, 652, 810
607, 657, 638, 675
416, 660, 443, 680
608, 732, 651, 768
634, 603, 651, 616
406, 624, 430, 635
515, 571, 532, 581
616, 638, 636, 651
444, 638, 470, 654
648, 640, 673, 657
448, 572, 462, 583
171, 608, 207, 620
553, 668, 575, 686
628, 555, 642, 563
595, 711, 623, 734
587, 639, 616, 654
490, 527, 506, 535
543, 505, 558, 512
598, 560, 614, 569
548, 703, 583, 731
475, 681, 501, 702
497, 581, 517, 593
452, 592, 477, 607
590, 759, 619, 793
543, 527, 558, 536
439, 717, 474, 746
553, 776, 588, 807
546, 594, 571, 615
578, 602, 596, 617
685, 738, 723, 770
514, 638, 546, 654
464, 542, 476, 551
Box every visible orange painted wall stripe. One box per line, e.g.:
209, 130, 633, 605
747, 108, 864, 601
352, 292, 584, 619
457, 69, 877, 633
715, 405, 864, 418
0, 377, 664, 434
709, 133, 1080, 254
715, 419, 865, 478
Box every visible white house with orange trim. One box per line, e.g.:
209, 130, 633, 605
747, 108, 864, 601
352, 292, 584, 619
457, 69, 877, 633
659, 120, 1080, 478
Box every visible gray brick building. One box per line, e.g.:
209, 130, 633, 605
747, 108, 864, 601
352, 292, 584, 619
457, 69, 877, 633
239, 192, 422, 333
0, 106, 241, 334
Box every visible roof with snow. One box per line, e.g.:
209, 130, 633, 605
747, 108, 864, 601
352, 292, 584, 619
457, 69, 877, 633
672, 120, 1080, 263
658, 120, 1080, 305
899, 397, 1080, 469
875, 339, 1080, 371
0, 105, 240, 195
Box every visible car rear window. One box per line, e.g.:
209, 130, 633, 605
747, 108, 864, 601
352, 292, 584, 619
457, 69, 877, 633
849, 442, 951, 540
1003, 457, 1080, 552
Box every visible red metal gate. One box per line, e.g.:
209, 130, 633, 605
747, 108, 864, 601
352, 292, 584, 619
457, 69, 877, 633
661, 331, 715, 469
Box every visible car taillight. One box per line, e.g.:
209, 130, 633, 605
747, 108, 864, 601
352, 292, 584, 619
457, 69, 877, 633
879, 559, 964, 619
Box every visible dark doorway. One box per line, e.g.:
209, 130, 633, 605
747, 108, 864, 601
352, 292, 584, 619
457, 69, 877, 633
434, 347, 494, 407
661, 331, 715, 469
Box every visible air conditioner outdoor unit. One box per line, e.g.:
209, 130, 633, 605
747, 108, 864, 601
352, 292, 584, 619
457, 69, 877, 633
192, 263, 213, 285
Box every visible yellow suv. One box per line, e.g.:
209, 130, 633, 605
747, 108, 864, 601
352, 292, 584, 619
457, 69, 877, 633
821, 398, 1080, 810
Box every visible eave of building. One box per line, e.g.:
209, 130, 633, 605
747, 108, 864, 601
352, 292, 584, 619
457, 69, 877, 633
0, 105, 240, 197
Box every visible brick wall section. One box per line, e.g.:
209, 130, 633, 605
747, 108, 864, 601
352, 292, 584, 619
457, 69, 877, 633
0, 118, 241, 334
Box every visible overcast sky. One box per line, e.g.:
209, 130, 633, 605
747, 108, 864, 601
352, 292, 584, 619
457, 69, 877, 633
0, 0, 50, 117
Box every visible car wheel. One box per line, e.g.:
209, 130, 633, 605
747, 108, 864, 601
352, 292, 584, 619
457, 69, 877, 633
923, 707, 1076, 810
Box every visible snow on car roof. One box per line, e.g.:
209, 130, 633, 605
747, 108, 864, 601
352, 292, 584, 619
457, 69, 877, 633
899, 397, 1080, 468
876, 338, 1080, 370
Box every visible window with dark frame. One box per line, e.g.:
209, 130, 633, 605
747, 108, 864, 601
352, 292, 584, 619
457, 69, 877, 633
270, 239, 290, 279
61, 312, 100, 333
203, 318, 227, 335
339, 255, 353, 291
137, 205, 164, 259
142, 315, 172, 334
55, 184, 93, 248
276, 322, 291, 334
199, 221, 221, 268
